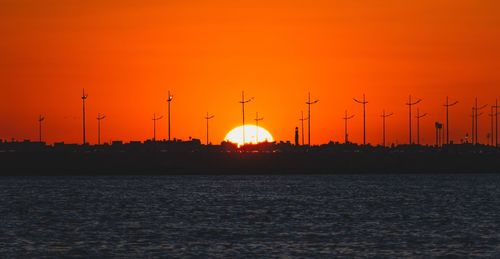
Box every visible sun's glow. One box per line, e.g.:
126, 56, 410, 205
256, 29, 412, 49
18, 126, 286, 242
224, 125, 274, 147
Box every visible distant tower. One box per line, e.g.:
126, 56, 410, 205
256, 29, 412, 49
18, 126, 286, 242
239, 91, 254, 145
342, 110, 355, 144
294, 127, 299, 146
152, 113, 163, 142
305, 92, 319, 146
299, 111, 308, 146
97, 113, 106, 145
353, 94, 368, 145
415, 108, 427, 145
381, 110, 393, 147
81, 89, 88, 145
254, 112, 264, 143
38, 115, 45, 142
167, 91, 174, 142
443, 96, 458, 144
205, 112, 215, 145
406, 95, 422, 144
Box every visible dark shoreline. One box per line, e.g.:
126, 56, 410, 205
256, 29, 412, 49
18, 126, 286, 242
1, 151, 499, 176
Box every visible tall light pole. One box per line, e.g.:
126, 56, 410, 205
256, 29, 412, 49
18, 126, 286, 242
239, 91, 254, 145
381, 110, 393, 147
354, 94, 368, 145
416, 108, 427, 145
299, 111, 308, 146
152, 113, 163, 142
306, 92, 319, 146
97, 113, 106, 145
167, 91, 173, 142
254, 112, 264, 143
443, 96, 458, 144
38, 115, 45, 142
81, 89, 88, 145
205, 112, 214, 145
406, 95, 422, 144
342, 110, 355, 144
474, 98, 487, 145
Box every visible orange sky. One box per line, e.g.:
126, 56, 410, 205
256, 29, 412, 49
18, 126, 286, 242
1, 0, 499, 145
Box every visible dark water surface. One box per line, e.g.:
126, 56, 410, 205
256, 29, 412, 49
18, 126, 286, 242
1, 174, 499, 257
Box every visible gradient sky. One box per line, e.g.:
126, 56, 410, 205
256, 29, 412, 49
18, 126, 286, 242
1, 0, 499, 145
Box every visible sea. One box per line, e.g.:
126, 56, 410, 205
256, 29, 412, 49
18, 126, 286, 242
0, 174, 499, 257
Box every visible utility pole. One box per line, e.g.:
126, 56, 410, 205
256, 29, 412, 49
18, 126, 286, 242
167, 91, 173, 142
254, 112, 264, 143
443, 96, 458, 144
342, 110, 355, 144
474, 98, 487, 145
239, 91, 254, 145
97, 113, 106, 145
306, 92, 319, 146
494, 99, 499, 147
205, 113, 215, 145
406, 95, 422, 144
354, 94, 368, 145
381, 110, 393, 147
81, 89, 88, 145
299, 111, 308, 146
489, 105, 499, 146
38, 115, 45, 142
152, 113, 163, 142
416, 108, 427, 145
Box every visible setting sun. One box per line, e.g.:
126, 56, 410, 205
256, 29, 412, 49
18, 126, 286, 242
224, 125, 274, 147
